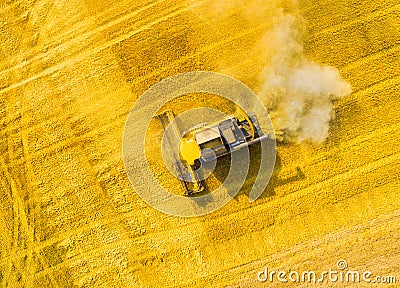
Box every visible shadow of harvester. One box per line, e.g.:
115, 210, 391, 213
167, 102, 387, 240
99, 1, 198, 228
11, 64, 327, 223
189, 139, 305, 205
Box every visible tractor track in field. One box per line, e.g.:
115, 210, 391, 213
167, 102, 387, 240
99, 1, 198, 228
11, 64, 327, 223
0, 0, 180, 71
0, 0, 212, 96
0, 157, 35, 286
307, 3, 400, 40
303, 0, 400, 34
11, 141, 400, 281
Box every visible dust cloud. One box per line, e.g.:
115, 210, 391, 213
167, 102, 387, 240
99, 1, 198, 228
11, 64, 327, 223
191, 0, 352, 143
258, 14, 352, 143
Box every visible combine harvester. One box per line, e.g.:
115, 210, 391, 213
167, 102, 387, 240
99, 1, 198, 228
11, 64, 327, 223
155, 110, 270, 196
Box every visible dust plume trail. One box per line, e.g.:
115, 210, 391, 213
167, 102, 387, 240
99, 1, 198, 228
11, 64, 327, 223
191, 0, 352, 143
257, 14, 352, 143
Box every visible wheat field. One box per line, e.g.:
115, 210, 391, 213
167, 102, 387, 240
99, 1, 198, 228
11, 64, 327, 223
0, 0, 399, 287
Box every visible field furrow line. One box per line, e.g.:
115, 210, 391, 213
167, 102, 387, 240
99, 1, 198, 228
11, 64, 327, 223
0, 0, 173, 72
183, 206, 400, 288
0, 0, 203, 88
308, 3, 400, 40
341, 44, 400, 71
0, 156, 33, 286
303, 0, 399, 32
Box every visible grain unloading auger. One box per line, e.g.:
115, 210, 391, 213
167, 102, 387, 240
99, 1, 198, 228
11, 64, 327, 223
155, 110, 270, 196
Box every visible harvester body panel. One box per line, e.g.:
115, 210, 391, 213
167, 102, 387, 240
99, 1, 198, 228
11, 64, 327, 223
154, 110, 269, 196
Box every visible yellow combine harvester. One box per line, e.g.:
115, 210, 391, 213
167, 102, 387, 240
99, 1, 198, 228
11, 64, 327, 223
155, 110, 270, 196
